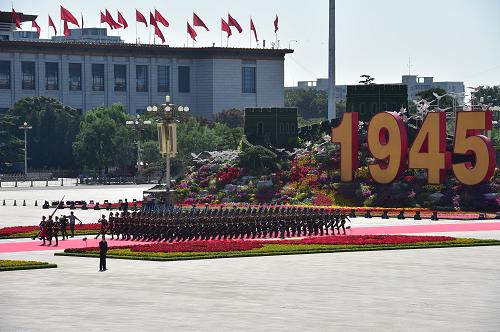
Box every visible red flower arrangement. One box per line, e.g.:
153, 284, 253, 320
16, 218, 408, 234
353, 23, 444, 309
66, 235, 457, 254
217, 167, 242, 185
131, 241, 263, 253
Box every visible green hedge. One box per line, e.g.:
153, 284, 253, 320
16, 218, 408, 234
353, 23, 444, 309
0, 260, 57, 272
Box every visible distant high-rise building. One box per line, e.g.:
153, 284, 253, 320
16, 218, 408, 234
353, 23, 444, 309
402, 75, 465, 104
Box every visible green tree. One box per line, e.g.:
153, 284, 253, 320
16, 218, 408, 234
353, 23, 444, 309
7, 96, 81, 169
142, 140, 161, 165
285, 89, 328, 119
416, 87, 453, 108
473, 86, 500, 106
176, 117, 242, 160
72, 104, 135, 174
0, 114, 23, 172
214, 108, 244, 128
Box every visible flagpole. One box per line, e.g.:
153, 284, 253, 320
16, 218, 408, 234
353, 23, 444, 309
135, 20, 137, 44
221, 29, 223, 47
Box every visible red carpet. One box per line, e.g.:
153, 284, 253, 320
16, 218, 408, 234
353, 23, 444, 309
1, 222, 499, 253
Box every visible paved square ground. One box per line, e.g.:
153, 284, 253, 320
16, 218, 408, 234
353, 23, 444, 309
1, 186, 499, 331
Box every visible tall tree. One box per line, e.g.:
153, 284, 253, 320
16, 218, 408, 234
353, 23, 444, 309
7, 96, 81, 169
285, 89, 328, 119
473, 86, 500, 106
72, 104, 135, 174
0, 114, 23, 172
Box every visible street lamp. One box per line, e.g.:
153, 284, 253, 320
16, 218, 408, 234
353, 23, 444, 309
147, 96, 190, 194
126, 114, 152, 173
18, 122, 32, 176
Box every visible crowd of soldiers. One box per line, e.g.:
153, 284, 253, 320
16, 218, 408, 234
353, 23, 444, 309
94, 206, 351, 242
35, 212, 83, 246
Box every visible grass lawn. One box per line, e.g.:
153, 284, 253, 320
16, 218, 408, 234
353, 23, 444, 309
0, 259, 57, 272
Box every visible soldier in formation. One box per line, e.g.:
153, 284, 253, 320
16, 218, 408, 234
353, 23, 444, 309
105, 205, 351, 243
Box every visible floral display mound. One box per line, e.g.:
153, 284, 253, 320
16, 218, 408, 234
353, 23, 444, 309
56, 235, 500, 262
0, 223, 101, 239
0, 259, 57, 272
174, 143, 499, 212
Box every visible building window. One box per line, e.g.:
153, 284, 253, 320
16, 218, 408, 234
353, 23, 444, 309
257, 122, 264, 137
348, 103, 354, 113
360, 103, 366, 114
290, 124, 296, 134
45, 62, 59, 90
158, 65, 170, 92
114, 64, 127, 92
136, 65, 148, 92
69, 63, 82, 91
21, 61, 35, 90
92, 64, 105, 91
0, 61, 11, 89
178, 66, 190, 93
279, 123, 284, 134
371, 103, 377, 115
242, 67, 256, 93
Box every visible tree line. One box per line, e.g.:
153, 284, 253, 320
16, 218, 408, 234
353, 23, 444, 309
0, 97, 243, 175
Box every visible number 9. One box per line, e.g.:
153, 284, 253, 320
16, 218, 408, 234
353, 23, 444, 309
367, 112, 408, 184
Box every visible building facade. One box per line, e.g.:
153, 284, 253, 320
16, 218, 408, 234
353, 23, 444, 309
244, 107, 298, 148
287, 75, 465, 104
0, 40, 290, 118
0, 11, 292, 119
346, 84, 408, 122
401, 75, 465, 103
285, 79, 347, 101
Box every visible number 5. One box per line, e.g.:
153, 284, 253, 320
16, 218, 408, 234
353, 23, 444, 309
452, 111, 496, 185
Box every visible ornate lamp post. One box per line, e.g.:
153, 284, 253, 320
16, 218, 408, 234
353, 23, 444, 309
18, 122, 32, 176
126, 114, 152, 173
147, 96, 189, 201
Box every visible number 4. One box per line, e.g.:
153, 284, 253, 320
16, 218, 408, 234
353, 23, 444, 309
408, 112, 451, 184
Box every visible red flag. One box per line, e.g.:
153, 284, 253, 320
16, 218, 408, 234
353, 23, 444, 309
274, 15, 279, 33
117, 11, 128, 29
100, 11, 106, 24
154, 25, 165, 43
187, 22, 197, 41
60, 6, 79, 27
136, 10, 147, 27
193, 13, 209, 31
106, 9, 122, 29
221, 18, 232, 37
154, 9, 169, 28
228, 14, 242, 33
250, 18, 258, 42
48, 15, 57, 35
32, 20, 41, 36
63, 20, 70, 36
12, 9, 21, 29
149, 12, 157, 27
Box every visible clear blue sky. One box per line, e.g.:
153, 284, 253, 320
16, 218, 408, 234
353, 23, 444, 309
6, 0, 500, 88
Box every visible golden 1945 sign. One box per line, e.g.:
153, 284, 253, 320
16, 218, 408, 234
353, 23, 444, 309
331, 111, 496, 186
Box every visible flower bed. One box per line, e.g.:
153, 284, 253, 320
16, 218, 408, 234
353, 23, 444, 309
57, 235, 500, 262
0, 223, 101, 239
0, 259, 57, 272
